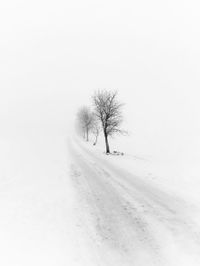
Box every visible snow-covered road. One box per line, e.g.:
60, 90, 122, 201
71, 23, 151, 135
1, 132, 200, 266
69, 138, 200, 266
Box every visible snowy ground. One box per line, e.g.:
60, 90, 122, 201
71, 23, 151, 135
0, 129, 92, 266
68, 136, 200, 266
0, 129, 200, 266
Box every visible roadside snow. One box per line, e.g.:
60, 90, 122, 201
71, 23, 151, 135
0, 129, 93, 266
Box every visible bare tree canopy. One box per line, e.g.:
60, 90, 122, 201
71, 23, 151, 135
92, 90, 124, 153
77, 106, 94, 141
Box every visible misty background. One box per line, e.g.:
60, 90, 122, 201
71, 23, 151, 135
0, 0, 200, 168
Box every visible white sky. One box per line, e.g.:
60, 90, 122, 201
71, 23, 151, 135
0, 0, 200, 162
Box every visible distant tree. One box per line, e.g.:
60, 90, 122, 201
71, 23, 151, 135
77, 106, 94, 141
91, 115, 101, 146
92, 90, 124, 154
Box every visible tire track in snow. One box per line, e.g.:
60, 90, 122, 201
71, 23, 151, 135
68, 140, 164, 266
77, 140, 200, 252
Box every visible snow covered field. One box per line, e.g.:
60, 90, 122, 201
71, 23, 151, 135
0, 127, 200, 266
0, 129, 91, 266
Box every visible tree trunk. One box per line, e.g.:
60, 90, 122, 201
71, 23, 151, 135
93, 133, 99, 146
86, 128, 89, 141
104, 131, 110, 154
93, 135, 97, 145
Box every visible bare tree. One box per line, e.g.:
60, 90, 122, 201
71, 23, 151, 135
77, 106, 94, 141
91, 115, 101, 146
92, 90, 124, 154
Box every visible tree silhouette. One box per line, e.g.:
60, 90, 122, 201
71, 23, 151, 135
92, 90, 124, 153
